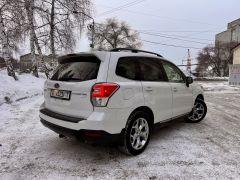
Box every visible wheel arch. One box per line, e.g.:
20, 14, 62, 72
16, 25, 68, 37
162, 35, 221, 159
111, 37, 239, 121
196, 94, 204, 101
128, 106, 154, 127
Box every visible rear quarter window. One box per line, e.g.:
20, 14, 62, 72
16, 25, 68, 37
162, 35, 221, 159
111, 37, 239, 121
51, 56, 100, 82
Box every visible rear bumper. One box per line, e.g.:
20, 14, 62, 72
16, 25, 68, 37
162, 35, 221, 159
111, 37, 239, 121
40, 108, 85, 123
40, 118, 123, 144
39, 102, 132, 134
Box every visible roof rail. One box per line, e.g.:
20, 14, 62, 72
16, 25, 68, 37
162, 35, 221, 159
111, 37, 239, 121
110, 48, 163, 57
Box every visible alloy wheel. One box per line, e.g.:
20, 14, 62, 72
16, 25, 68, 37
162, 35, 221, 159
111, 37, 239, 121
188, 102, 205, 121
130, 118, 149, 150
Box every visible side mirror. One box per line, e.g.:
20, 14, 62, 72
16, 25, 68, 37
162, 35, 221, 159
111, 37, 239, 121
186, 76, 193, 87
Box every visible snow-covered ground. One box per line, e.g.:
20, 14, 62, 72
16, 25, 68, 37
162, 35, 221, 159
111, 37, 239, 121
0, 70, 45, 105
0, 71, 240, 179
197, 81, 240, 94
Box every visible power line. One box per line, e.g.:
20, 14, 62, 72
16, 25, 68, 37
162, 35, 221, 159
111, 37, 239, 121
172, 26, 225, 44
140, 32, 211, 44
99, 0, 146, 16
96, 4, 222, 46
142, 39, 202, 49
138, 30, 215, 41
142, 27, 221, 45
97, 4, 223, 27
91, 22, 208, 49
139, 30, 219, 33
93, 22, 214, 43
98, 0, 147, 17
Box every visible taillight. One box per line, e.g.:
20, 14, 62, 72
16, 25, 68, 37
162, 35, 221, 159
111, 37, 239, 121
91, 83, 119, 107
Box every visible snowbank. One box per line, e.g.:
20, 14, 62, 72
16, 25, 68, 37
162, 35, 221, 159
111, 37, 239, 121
0, 69, 45, 105
197, 81, 240, 93
195, 77, 229, 81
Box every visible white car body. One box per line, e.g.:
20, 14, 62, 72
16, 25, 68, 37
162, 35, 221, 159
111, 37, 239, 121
39, 49, 204, 145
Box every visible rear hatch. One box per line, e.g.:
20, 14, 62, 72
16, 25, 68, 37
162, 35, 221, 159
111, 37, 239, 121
44, 54, 101, 119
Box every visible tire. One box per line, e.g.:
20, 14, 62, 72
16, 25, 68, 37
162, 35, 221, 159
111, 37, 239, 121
186, 99, 207, 123
119, 111, 152, 155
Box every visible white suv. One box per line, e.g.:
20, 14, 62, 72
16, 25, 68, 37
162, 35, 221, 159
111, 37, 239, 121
40, 48, 207, 155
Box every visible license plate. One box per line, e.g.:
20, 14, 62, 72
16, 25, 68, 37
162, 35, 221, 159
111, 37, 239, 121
50, 89, 71, 100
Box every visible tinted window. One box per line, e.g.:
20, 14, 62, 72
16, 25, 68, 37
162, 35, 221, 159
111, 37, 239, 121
51, 57, 100, 82
162, 61, 185, 83
139, 58, 165, 81
116, 58, 138, 80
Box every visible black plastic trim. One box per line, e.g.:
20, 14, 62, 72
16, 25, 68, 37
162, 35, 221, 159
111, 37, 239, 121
153, 113, 189, 129
40, 119, 123, 144
58, 54, 101, 64
40, 108, 85, 123
111, 48, 163, 57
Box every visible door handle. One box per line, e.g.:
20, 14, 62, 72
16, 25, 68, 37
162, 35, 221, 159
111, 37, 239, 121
173, 87, 178, 92
145, 87, 153, 92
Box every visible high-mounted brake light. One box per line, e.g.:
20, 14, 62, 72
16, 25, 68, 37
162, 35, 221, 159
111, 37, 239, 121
91, 83, 119, 107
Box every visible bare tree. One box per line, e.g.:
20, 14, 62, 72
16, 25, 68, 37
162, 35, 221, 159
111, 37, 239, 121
196, 43, 234, 77
215, 43, 234, 76
24, 0, 39, 77
18, 0, 92, 78
87, 18, 142, 50
1, 0, 92, 79
33, 32, 51, 78
21, 0, 51, 78
0, 0, 25, 80
35, 0, 92, 60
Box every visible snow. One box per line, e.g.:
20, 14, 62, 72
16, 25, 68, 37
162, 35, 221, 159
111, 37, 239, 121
0, 69, 45, 105
197, 81, 240, 94
196, 77, 229, 81
0, 73, 240, 179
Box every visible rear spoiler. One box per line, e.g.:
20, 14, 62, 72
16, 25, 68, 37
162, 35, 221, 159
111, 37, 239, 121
58, 53, 99, 64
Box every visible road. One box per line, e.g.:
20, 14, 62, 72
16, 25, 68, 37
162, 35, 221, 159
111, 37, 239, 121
0, 82, 240, 179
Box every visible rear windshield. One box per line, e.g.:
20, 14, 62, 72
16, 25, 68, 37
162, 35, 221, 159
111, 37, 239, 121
51, 56, 100, 82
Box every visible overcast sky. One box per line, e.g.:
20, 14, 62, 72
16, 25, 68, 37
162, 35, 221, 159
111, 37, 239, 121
15, 0, 240, 68
78, 0, 240, 67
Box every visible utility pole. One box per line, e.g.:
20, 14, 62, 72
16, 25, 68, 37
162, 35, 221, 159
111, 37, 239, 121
181, 49, 192, 75
186, 49, 192, 74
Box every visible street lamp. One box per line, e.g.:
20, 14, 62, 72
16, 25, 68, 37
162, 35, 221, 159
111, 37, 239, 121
72, 11, 95, 48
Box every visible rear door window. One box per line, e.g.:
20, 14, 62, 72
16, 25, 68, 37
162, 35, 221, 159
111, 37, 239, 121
116, 57, 139, 80
51, 56, 100, 82
139, 58, 166, 81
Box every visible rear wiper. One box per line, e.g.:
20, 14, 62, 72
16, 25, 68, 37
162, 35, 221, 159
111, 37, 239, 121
58, 77, 82, 81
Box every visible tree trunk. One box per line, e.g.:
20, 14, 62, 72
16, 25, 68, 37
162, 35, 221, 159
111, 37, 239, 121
25, 0, 38, 77
50, 0, 56, 61
30, 29, 38, 77
0, 12, 17, 80
33, 33, 50, 78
